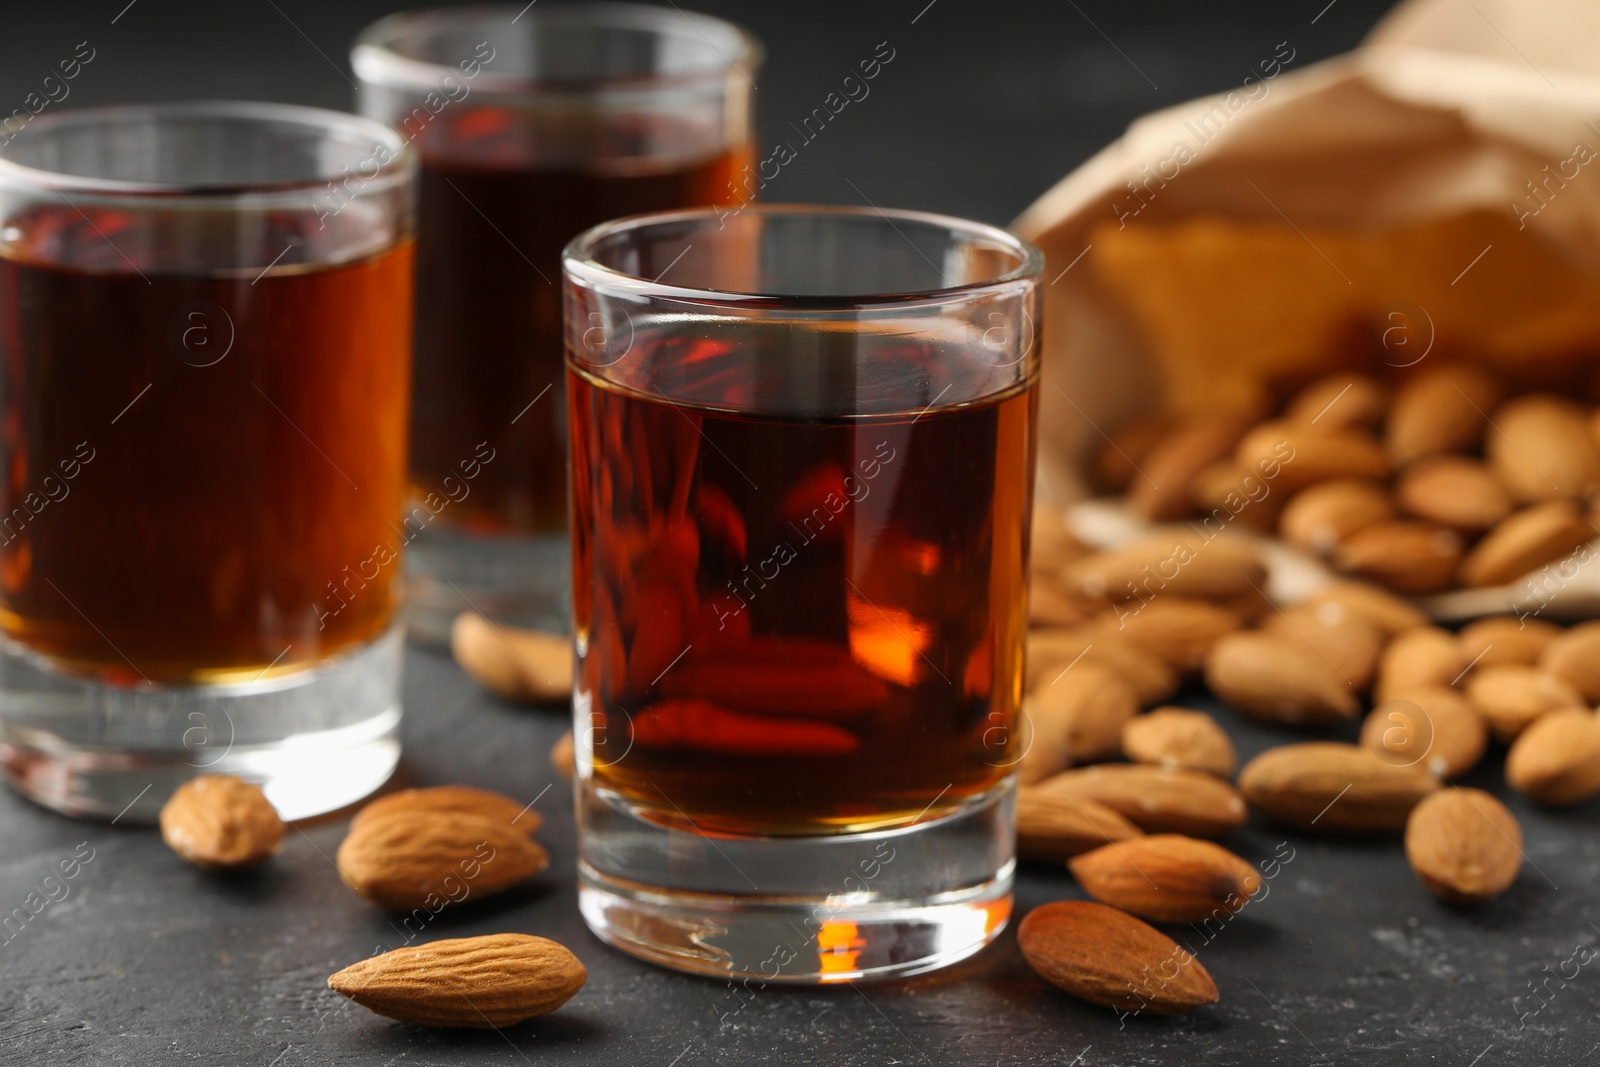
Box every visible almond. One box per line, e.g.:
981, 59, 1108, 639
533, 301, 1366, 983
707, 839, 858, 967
1395, 456, 1512, 533
1062, 535, 1266, 605
1093, 597, 1241, 672
1375, 627, 1465, 702
1015, 789, 1143, 862
1026, 627, 1178, 705
1203, 630, 1358, 727
337, 810, 549, 911
1302, 579, 1428, 636
1029, 576, 1094, 627
1038, 764, 1248, 838
1238, 742, 1440, 833
1018, 663, 1138, 781
1486, 394, 1600, 502
1455, 616, 1560, 671
1278, 480, 1394, 556
1539, 620, 1600, 702
328, 934, 585, 1028
1334, 520, 1464, 594
1130, 413, 1252, 521
1404, 789, 1522, 904
1504, 707, 1600, 805
1385, 363, 1501, 465
1235, 421, 1389, 492
159, 775, 284, 871
1031, 507, 1089, 574
1069, 834, 1261, 923
1360, 688, 1488, 780
1094, 414, 1169, 493
1457, 500, 1594, 588
551, 730, 575, 782
1187, 461, 1284, 532
1284, 373, 1389, 430
1121, 707, 1237, 778
352, 786, 540, 836
1017, 901, 1219, 1015
451, 612, 572, 703
1464, 665, 1584, 742
1262, 602, 1384, 692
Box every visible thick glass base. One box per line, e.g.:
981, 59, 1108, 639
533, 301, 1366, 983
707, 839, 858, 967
404, 524, 571, 645
577, 779, 1015, 982
0, 625, 403, 824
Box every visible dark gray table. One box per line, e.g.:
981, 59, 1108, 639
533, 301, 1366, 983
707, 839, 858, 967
6, 1, 1599, 1064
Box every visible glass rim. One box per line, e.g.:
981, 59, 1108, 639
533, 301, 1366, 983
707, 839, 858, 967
0, 100, 412, 198
352, 2, 763, 96
562, 204, 1045, 311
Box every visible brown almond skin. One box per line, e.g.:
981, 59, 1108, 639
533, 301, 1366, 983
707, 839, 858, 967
159, 775, 284, 871
329, 934, 585, 1028
1334, 520, 1464, 595
1030, 575, 1094, 627
1121, 707, 1237, 778
1188, 461, 1285, 532
337, 811, 549, 911
1039, 764, 1248, 839
1018, 664, 1138, 783
1279, 479, 1394, 556
1095, 414, 1169, 494
1303, 580, 1428, 636
1465, 666, 1584, 742
1093, 597, 1242, 672
1375, 627, 1464, 702
1015, 789, 1144, 863
1456, 616, 1561, 671
1404, 789, 1522, 904
1505, 708, 1600, 806
551, 730, 575, 782
1129, 413, 1252, 521
1486, 394, 1600, 503
1069, 835, 1262, 923
1238, 742, 1440, 834
1360, 688, 1488, 780
1017, 901, 1219, 1015
1235, 421, 1389, 492
352, 786, 541, 836
1458, 500, 1594, 588
1385, 363, 1501, 465
1263, 603, 1384, 693
1539, 621, 1600, 702
1062, 536, 1266, 605
451, 611, 573, 703
1284, 373, 1389, 430
1395, 456, 1512, 533
1204, 630, 1358, 727
1025, 627, 1178, 705
1031, 508, 1089, 575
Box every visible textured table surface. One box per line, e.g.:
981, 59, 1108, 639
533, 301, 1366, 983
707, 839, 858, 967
6, 1, 1600, 1065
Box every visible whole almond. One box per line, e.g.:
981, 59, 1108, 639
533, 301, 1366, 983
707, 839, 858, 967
1026, 627, 1178, 705
1455, 616, 1560, 671
352, 786, 541, 836
1279, 480, 1394, 556
328, 934, 585, 1028
337, 811, 549, 910
1018, 663, 1138, 782
1029, 575, 1094, 627
1385, 363, 1501, 465
1334, 520, 1463, 594
1121, 707, 1236, 778
1395, 456, 1512, 533
1093, 597, 1241, 672
1285, 373, 1389, 430
1017, 901, 1219, 1015
1062, 536, 1266, 605
1505, 707, 1600, 806
1235, 420, 1389, 492
1375, 627, 1465, 702
1203, 631, 1358, 727
1360, 688, 1488, 780
1015, 789, 1144, 863
1263, 602, 1384, 692
159, 775, 284, 871
1039, 764, 1248, 838
1486, 394, 1600, 503
1465, 665, 1584, 742
1457, 500, 1594, 588
1069, 834, 1262, 923
1303, 579, 1428, 636
1031, 507, 1089, 575
1539, 620, 1600, 701
451, 611, 572, 703
1095, 414, 1169, 493
1238, 742, 1440, 833
1130, 413, 1252, 521
551, 730, 575, 782
1187, 461, 1284, 532
1404, 789, 1522, 904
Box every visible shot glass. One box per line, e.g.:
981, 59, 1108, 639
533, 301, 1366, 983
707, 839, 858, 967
353, 3, 760, 641
0, 102, 415, 822
564, 205, 1043, 981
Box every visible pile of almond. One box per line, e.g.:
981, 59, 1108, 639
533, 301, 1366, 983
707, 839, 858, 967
1087, 364, 1600, 597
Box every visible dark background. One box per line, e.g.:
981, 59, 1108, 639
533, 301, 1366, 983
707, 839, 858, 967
10, 2, 1600, 1067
